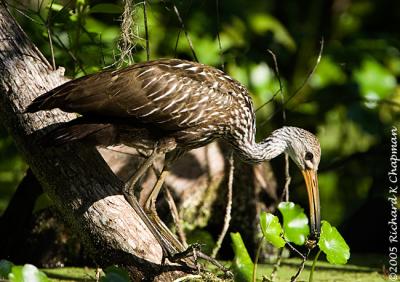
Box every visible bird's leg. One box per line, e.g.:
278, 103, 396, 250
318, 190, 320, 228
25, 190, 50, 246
142, 165, 200, 261
122, 150, 181, 263
142, 166, 189, 255
124, 149, 158, 194
143, 165, 231, 276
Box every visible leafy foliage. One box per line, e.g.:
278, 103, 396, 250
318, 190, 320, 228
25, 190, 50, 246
0, 260, 49, 282
259, 211, 285, 248
318, 221, 351, 265
230, 232, 254, 282
0, 260, 13, 279
100, 266, 130, 282
258, 203, 350, 280
278, 202, 310, 245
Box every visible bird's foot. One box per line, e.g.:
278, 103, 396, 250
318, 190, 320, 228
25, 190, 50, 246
159, 243, 200, 273
164, 243, 232, 278
305, 233, 319, 250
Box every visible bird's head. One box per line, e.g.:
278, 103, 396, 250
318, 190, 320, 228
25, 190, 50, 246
285, 127, 321, 171
283, 127, 321, 241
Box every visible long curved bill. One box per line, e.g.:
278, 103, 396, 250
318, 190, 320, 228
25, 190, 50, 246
301, 169, 321, 240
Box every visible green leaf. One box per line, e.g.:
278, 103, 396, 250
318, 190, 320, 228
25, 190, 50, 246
318, 221, 350, 265
278, 202, 310, 245
47, 3, 64, 12
248, 14, 296, 51
0, 260, 13, 278
90, 4, 123, 14
310, 57, 346, 88
230, 232, 254, 282
100, 266, 130, 282
259, 212, 285, 248
9, 264, 49, 282
354, 58, 396, 99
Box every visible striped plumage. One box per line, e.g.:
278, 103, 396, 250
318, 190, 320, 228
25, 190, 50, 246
26, 59, 255, 154
26, 59, 322, 257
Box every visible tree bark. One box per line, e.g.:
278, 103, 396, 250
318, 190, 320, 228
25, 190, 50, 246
0, 3, 185, 281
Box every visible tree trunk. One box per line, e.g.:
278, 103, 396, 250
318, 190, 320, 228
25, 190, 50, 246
0, 3, 185, 281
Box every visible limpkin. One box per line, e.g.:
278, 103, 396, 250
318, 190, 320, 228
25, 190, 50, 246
25, 58, 321, 262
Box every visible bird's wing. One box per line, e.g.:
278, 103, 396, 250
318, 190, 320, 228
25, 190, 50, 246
27, 59, 247, 131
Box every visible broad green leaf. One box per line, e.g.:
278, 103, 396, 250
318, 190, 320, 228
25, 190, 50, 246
227, 63, 249, 87
248, 14, 296, 51
9, 264, 49, 282
219, 17, 246, 50
47, 3, 64, 12
259, 212, 285, 248
354, 58, 396, 99
310, 57, 346, 88
318, 221, 350, 265
230, 232, 254, 282
100, 266, 130, 282
90, 4, 123, 14
0, 260, 13, 278
278, 202, 310, 245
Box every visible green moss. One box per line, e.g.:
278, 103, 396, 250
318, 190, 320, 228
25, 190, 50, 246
42, 267, 97, 282
40, 255, 384, 282
256, 256, 384, 282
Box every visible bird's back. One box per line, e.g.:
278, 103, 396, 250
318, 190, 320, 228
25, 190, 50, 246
26, 59, 256, 149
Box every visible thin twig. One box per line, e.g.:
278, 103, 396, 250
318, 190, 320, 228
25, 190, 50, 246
215, 0, 224, 71
282, 153, 291, 202
171, 243, 232, 275
173, 29, 182, 58
255, 50, 284, 114
46, 0, 56, 70
163, 184, 188, 247
270, 247, 284, 281
11, 6, 42, 24
265, 49, 291, 202
266, 49, 285, 120
99, 34, 105, 67
309, 249, 321, 282
6, 2, 55, 68
284, 239, 305, 260
166, 0, 193, 58
211, 152, 234, 258
172, 3, 198, 62
204, 145, 212, 183
255, 88, 282, 113
260, 38, 325, 124
290, 249, 311, 282
95, 267, 102, 282
288, 38, 324, 104
51, 33, 85, 73
196, 252, 232, 275
173, 274, 202, 282
143, 0, 150, 61
283, 237, 310, 282
252, 237, 264, 282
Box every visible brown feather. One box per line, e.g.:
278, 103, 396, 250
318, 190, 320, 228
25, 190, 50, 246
26, 59, 255, 149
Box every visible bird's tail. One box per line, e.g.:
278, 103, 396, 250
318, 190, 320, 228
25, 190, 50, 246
24, 85, 69, 113
41, 118, 119, 147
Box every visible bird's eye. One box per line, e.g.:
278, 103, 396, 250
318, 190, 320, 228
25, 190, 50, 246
305, 152, 314, 161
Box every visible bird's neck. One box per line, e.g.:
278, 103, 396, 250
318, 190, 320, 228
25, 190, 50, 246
233, 127, 289, 163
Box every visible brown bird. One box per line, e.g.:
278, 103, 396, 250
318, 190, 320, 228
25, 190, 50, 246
25, 58, 321, 261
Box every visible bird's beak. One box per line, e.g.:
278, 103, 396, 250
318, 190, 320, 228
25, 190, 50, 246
301, 169, 320, 241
